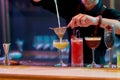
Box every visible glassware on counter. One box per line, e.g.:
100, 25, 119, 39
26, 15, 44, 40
104, 25, 115, 68
53, 39, 69, 67
71, 38, 83, 67
85, 37, 101, 68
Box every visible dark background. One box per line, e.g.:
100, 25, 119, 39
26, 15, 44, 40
0, 0, 120, 55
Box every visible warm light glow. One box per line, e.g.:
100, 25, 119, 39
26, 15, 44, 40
85, 37, 101, 41
33, 0, 42, 2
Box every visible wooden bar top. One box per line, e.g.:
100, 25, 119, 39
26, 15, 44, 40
0, 65, 120, 80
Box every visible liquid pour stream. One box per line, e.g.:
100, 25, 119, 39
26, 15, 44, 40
54, 0, 62, 43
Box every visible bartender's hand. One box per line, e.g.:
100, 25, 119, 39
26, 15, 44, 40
67, 13, 99, 29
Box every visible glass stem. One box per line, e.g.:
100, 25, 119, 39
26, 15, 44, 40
59, 49, 63, 64
92, 48, 95, 65
108, 48, 112, 68
5, 52, 9, 65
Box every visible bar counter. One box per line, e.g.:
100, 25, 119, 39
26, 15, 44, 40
0, 65, 120, 80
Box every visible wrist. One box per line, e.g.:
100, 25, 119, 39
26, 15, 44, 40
93, 15, 102, 36
96, 15, 102, 26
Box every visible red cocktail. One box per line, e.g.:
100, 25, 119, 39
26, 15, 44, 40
71, 38, 83, 67
85, 37, 101, 49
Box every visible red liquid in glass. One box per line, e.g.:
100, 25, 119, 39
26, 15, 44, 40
86, 40, 100, 49
71, 39, 83, 67
85, 37, 101, 49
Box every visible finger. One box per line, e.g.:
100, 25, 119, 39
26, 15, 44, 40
68, 17, 78, 28
67, 21, 74, 28
67, 21, 75, 29
82, 24, 89, 27
67, 13, 83, 28
80, 15, 87, 25
76, 15, 85, 26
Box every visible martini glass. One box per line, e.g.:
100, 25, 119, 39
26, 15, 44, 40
85, 37, 101, 68
50, 27, 67, 66
49, 27, 67, 42
53, 39, 69, 67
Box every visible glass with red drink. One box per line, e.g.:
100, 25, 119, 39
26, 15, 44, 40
71, 38, 83, 67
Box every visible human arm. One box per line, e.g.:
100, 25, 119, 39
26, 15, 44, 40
67, 13, 120, 34
100, 18, 120, 34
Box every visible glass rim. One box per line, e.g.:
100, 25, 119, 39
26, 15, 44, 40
84, 37, 101, 40
71, 38, 83, 42
53, 39, 68, 41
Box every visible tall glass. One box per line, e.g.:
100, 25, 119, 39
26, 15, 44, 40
117, 51, 120, 68
3, 43, 11, 66
104, 25, 115, 68
85, 37, 101, 68
71, 38, 83, 67
53, 39, 69, 67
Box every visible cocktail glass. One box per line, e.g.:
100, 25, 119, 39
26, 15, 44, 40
104, 25, 115, 68
49, 27, 67, 41
53, 39, 69, 67
85, 37, 101, 68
